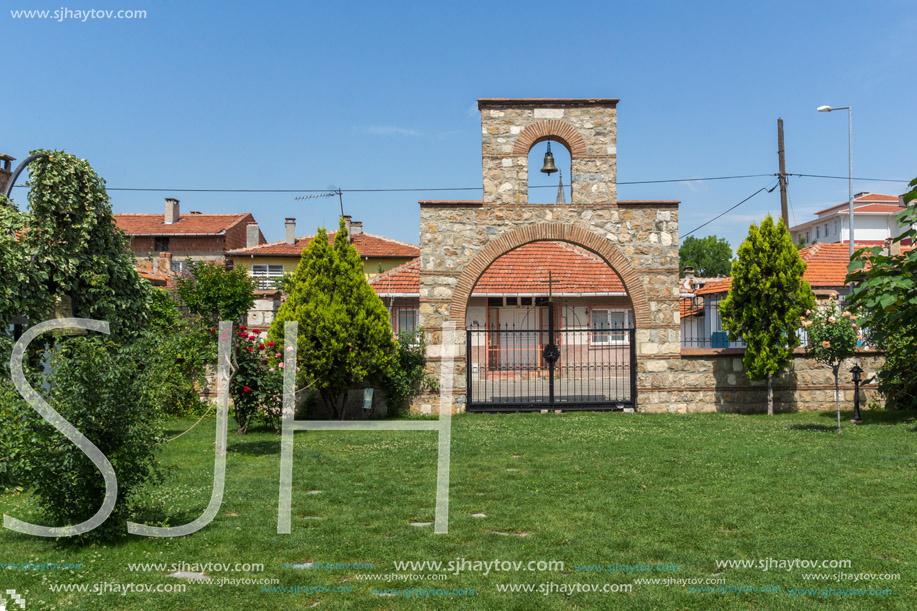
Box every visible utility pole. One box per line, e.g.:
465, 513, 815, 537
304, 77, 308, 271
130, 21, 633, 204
777, 118, 789, 228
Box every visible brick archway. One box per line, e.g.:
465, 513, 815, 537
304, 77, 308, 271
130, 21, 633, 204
512, 120, 588, 157
448, 223, 650, 327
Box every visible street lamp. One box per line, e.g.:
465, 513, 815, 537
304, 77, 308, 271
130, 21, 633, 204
817, 105, 854, 259
2, 153, 50, 199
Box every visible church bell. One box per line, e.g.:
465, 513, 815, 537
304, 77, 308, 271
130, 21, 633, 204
540, 142, 558, 175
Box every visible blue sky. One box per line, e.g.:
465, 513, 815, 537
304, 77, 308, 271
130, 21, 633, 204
4, 0, 915, 253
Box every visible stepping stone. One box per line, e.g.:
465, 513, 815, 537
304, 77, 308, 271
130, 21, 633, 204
225, 512, 239, 517
167, 571, 207, 579
512, 454, 522, 458
409, 521, 433, 527
307, 490, 323, 495
506, 468, 519, 472
298, 515, 325, 520
488, 530, 529, 537
472, 513, 487, 518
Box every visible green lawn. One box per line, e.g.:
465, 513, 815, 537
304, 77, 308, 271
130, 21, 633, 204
1, 410, 915, 609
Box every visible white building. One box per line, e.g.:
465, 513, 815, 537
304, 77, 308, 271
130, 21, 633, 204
790, 192, 912, 247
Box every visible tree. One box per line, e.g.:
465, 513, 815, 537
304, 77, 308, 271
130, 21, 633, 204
719, 215, 815, 415
175, 261, 255, 328
801, 298, 859, 433
679, 235, 733, 277
268, 218, 394, 419
846, 177, 917, 410
0, 151, 151, 366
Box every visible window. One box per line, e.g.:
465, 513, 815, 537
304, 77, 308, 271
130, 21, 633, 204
171, 260, 187, 275
816, 226, 820, 239
397, 309, 418, 334
590, 308, 631, 344
251, 264, 284, 289
154, 237, 170, 252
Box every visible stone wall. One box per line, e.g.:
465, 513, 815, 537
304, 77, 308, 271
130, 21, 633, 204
639, 350, 883, 414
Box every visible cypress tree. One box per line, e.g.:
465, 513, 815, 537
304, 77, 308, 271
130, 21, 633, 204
719, 215, 815, 415
269, 218, 394, 419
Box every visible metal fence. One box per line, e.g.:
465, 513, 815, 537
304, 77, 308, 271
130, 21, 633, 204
466, 325, 636, 411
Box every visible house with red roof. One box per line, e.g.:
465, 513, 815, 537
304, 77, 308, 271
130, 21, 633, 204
678, 242, 900, 349
226, 216, 419, 289
115, 197, 266, 275
789, 192, 911, 247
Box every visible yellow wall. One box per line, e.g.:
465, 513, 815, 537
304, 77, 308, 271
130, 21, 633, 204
230, 255, 413, 280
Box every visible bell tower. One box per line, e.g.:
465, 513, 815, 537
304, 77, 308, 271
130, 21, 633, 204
478, 98, 618, 204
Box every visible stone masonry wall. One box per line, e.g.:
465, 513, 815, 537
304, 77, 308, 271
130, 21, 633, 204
639, 350, 883, 414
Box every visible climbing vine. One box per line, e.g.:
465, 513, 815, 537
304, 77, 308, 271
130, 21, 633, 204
0, 150, 150, 368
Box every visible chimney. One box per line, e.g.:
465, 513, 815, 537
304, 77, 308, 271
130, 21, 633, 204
246, 222, 260, 248
164, 198, 180, 224
343, 215, 353, 243
351, 220, 363, 236
284, 217, 296, 245
0, 154, 14, 198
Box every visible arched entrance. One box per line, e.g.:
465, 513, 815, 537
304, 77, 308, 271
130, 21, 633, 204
461, 236, 639, 411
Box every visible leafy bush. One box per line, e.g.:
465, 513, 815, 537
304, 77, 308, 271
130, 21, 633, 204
138, 289, 215, 416
230, 326, 284, 433
383, 329, 435, 415
847, 178, 917, 410
175, 261, 255, 328
6, 336, 163, 540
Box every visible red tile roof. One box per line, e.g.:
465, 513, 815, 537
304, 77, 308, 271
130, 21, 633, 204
114, 213, 254, 236
815, 193, 901, 216
370, 241, 626, 296
368, 258, 420, 294
680, 297, 704, 318
850, 203, 906, 213
695, 242, 867, 296
227, 232, 419, 259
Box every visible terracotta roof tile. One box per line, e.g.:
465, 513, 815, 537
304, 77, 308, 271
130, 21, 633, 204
114, 213, 253, 235
370, 242, 626, 296
368, 258, 419, 294
227, 231, 419, 258
814, 193, 901, 216
696, 242, 871, 296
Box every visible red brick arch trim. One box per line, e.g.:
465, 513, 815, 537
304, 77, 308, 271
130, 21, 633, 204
448, 223, 651, 327
512, 120, 587, 157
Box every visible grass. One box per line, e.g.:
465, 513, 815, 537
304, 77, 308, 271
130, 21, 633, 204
1, 409, 915, 609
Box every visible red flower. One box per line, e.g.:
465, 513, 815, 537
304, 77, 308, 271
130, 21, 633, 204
243, 386, 251, 393
253, 329, 260, 334
240, 326, 247, 331
259, 344, 265, 350
247, 347, 253, 352
209, 328, 215, 333
267, 342, 275, 347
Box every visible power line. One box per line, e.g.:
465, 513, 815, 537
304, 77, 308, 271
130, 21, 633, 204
681, 181, 780, 238
8, 173, 778, 194
788, 173, 910, 183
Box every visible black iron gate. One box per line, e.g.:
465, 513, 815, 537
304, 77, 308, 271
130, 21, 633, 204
466, 303, 636, 412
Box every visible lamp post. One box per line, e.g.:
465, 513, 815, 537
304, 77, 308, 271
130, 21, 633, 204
2, 153, 50, 200
817, 105, 854, 259
850, 364, 864, 424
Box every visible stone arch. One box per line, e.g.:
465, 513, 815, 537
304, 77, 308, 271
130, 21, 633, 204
448, 223, 650, 327
512, 120, 588, 157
